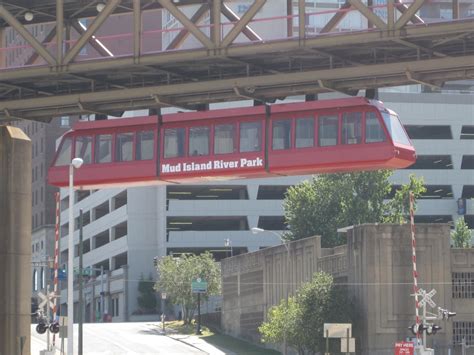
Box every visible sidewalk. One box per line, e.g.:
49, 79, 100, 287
167, 333, 236, 355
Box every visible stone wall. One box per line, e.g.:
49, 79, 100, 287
221, 236, 323, 342
346, 224, 453, 354
221, 224, 473, 354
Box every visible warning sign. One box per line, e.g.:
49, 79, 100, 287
394, 341, 414, 355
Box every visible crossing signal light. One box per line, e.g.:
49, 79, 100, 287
409, 323, 423, 336
50, 322, 59, 334
409, 323, 442, 336
426, 324, 442, 335
36, 323, 47, 334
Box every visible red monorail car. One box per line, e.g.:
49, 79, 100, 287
48, 97, 416, 189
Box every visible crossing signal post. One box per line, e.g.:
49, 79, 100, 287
408, 288, 456, 353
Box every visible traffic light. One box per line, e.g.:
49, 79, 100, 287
153, 256, 158, 268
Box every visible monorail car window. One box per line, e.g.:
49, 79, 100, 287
54, 137, 72, 166
342, 112, 362, 145
136, 131, 154, 160
95, 134, 112, 163
214, 124, 235, 154
295, 117, 314, 148
116, 133, 134, 162
75, 136, 92, 164
319, 115, 338, 146
273, 119, 292, 150
189, 127, 210, 156
366, 112, 386, 143
240, 122, 261, 152
164, 128, 185, 158
382, 113, 411, 146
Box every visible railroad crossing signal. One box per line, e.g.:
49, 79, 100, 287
417, 289, 437, 308
37, 291, 57, 310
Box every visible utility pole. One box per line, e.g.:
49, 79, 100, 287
100, 265, 105, 322
78, 209, 84, 355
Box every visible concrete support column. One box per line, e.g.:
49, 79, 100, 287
0, 126, 32, 355
0, 28, 5, 68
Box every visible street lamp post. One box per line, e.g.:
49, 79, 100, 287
251, 227, 289, 355
68, 157, 83, 355
225, 238, 233, 257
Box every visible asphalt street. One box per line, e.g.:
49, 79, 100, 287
31, 322, 211, 355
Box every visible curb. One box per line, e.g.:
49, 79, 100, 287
165, 334, 210, 354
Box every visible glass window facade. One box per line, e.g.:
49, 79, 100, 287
319, 115, 338, 146
214, 124, 235, 154
75, 136, 92, 164
295, 117, 314, 148
272, 119, 292, 150
116, 133, 133, 162
189, 127, 210, 156
164, 128, 185, 158
136, 131, 154, 161
240, 122, 261, 152
95, 134, 112, 163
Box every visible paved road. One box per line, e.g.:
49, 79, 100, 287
31, 322, 207, 355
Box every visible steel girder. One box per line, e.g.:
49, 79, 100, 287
0, 0, 473, 121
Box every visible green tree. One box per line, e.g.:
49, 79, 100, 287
451, 217, 472, 248
383, 174, 426, 224
137, 273, 157, 313
154, 252, 221, 324
283, 171, 426, 247
259, 272, 353, 355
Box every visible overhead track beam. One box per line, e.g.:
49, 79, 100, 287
395, 0, 426, 30
320, 1, 352, 33
166, 3, 209, 50
0, 19, 470, 82
221, 4, 261, 42
0, 5, 57, 66
405, 70, 440, 89
392, 38, 447, 58
70, 20, 114, 58
0, 55, 472, 114
25, 26, 57, 66
347, 0, 387, 29
221, 0, 266, 47
233, 86, 266, 103
6, 66, 473, 121
133, 0, 141, 59
57, 0, 64, 64
63, 0, 121, 65
157, 0, 214, 49
211, 0, 222, 46
394, 0, 424, 24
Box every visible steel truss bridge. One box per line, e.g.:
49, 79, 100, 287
0, 0, 473, 122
